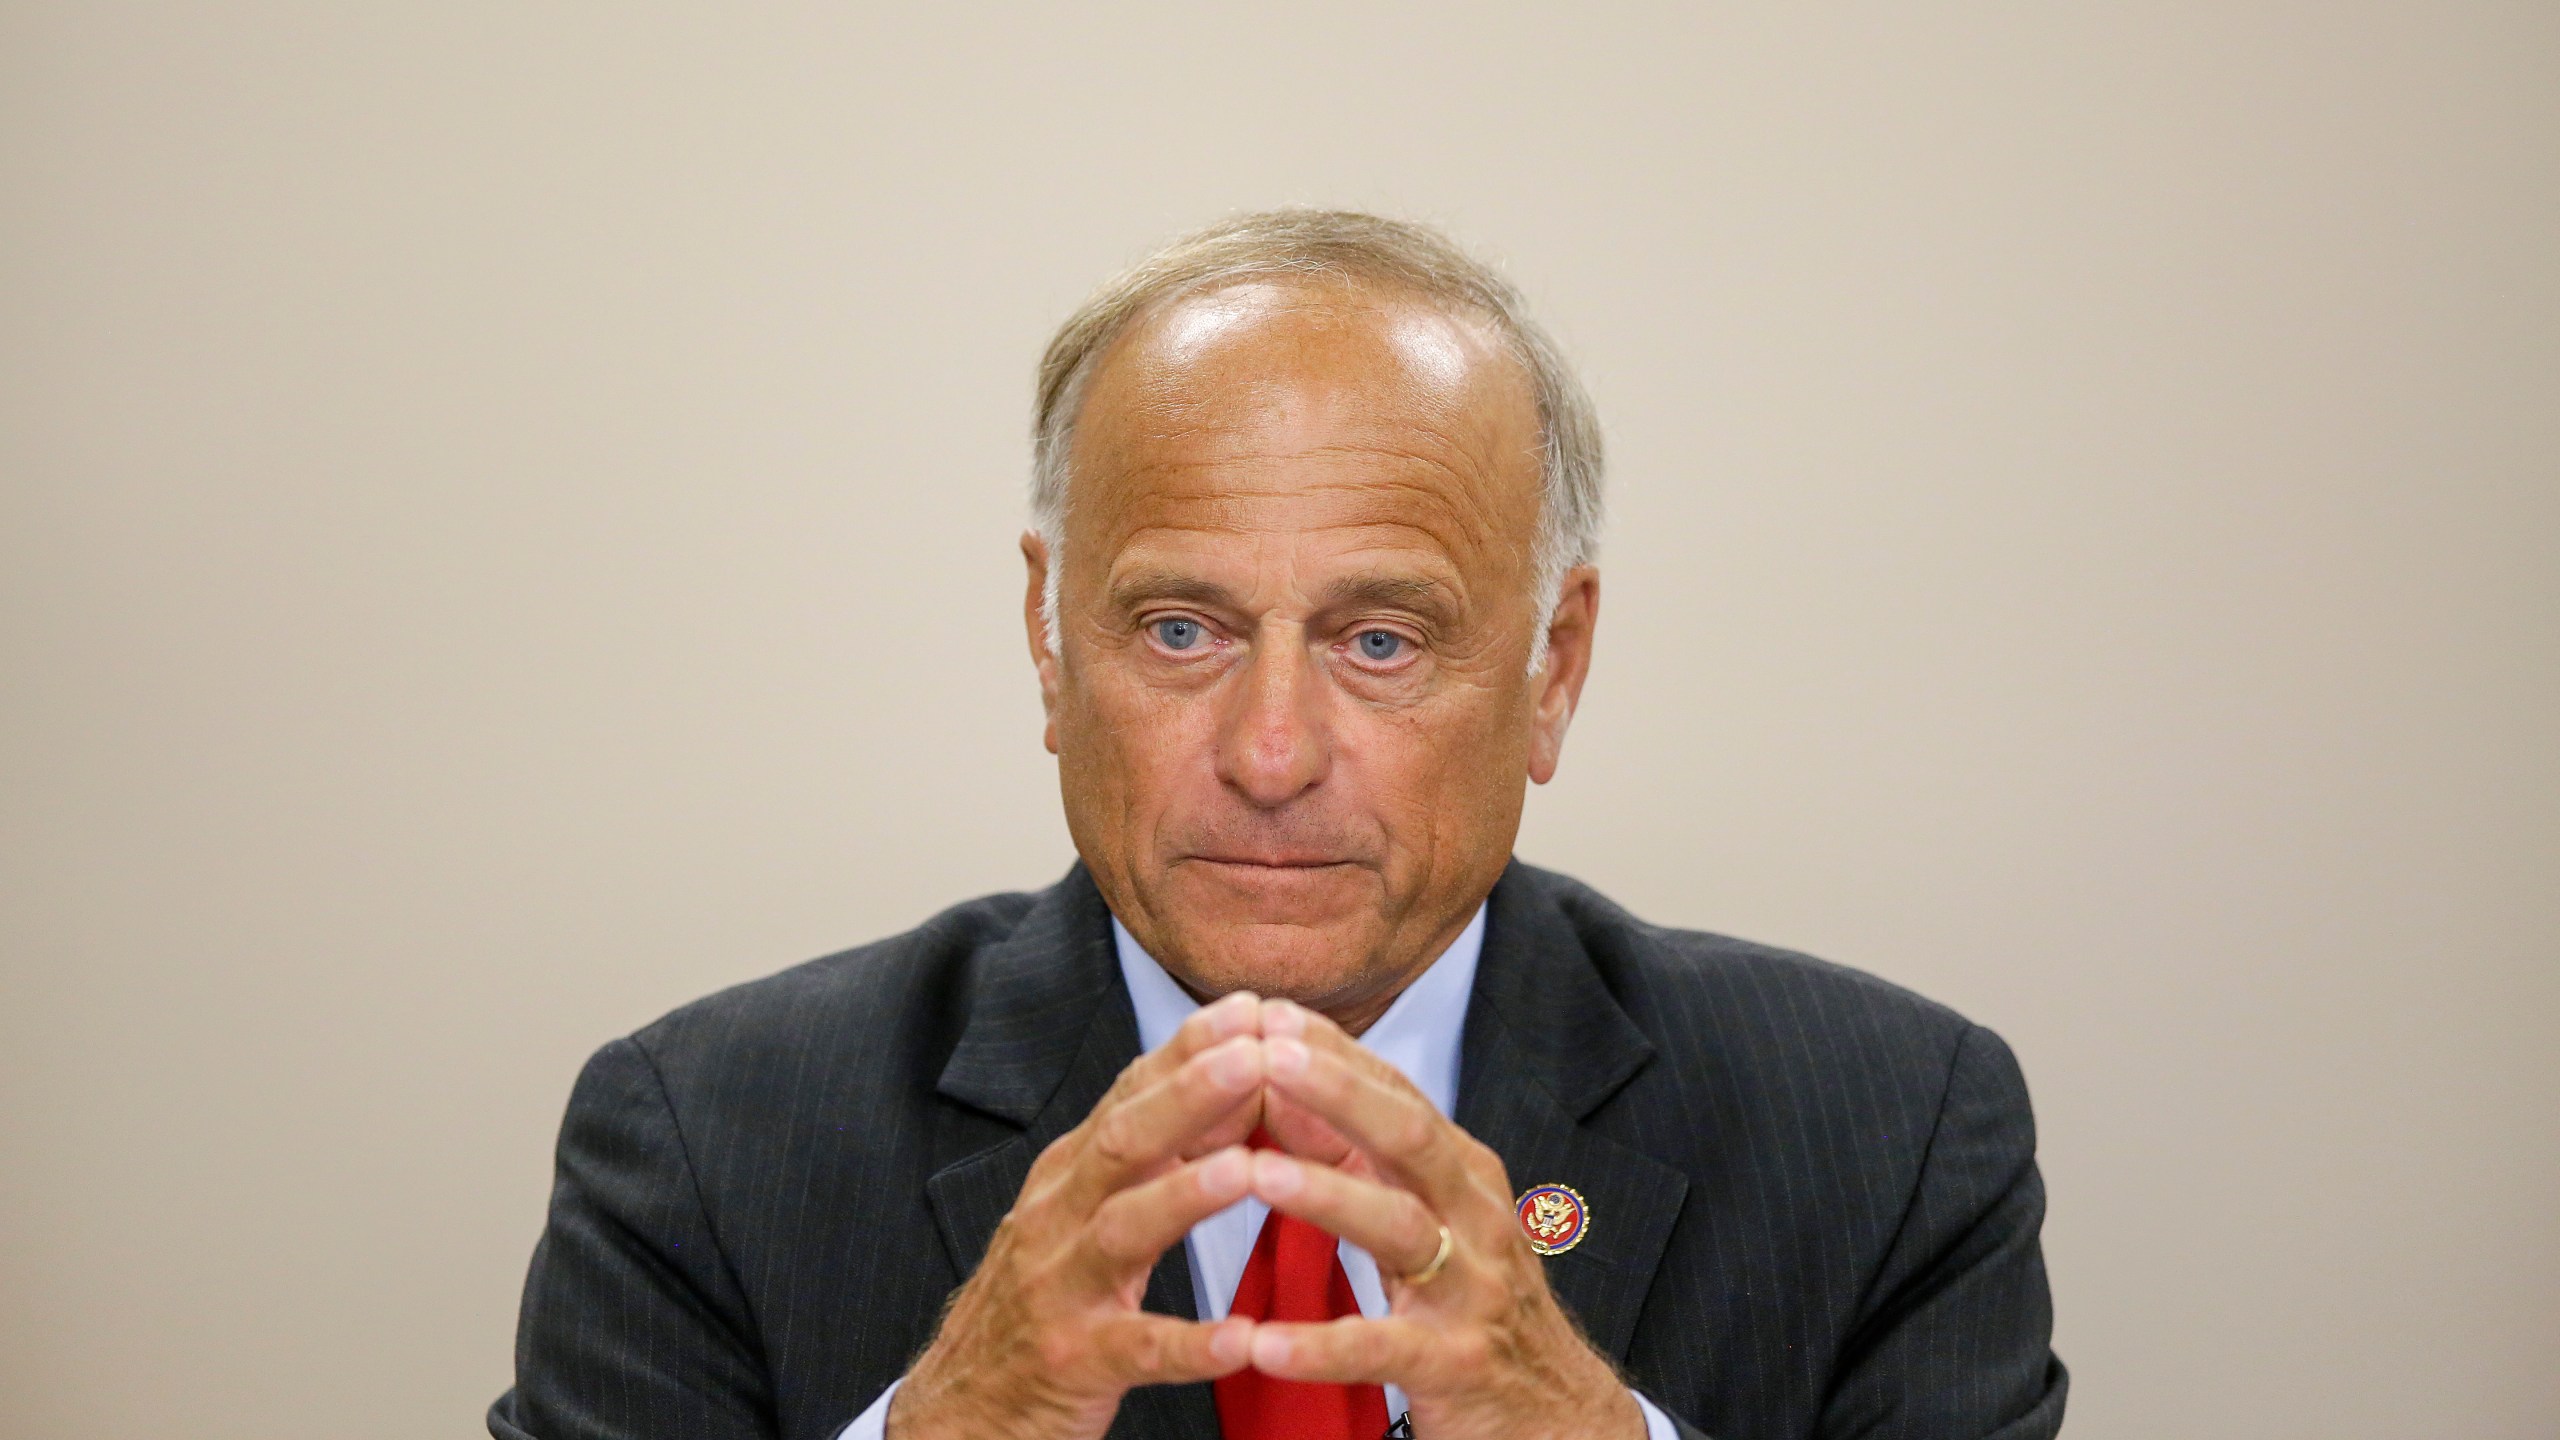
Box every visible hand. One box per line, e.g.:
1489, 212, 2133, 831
889, 992, 1269, 1440
1245, 998, 1648, 1440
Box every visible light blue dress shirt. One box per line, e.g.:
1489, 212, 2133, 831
840, 903, 1674, 1440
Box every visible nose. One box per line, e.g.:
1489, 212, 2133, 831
1214, 632, 1331, 808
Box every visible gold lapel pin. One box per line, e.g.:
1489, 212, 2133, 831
1515, 1183, 1589, 1256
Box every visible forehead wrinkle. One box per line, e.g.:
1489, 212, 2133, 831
1104, 520, 1475, 605
1109, 432, 1530, 527
1103, 521, 1476, 588
1094, 467, 1518, 572
1096, 379, 1539, 549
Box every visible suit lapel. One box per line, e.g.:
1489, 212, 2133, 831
923, 866, 1219, 1440
1455, 865, 1690, 1365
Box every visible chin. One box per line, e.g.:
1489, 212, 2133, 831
1153, 863, 1387, 1005
1178, 920, 1381, 1009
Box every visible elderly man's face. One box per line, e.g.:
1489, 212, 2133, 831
1023, 279, 1596, 1030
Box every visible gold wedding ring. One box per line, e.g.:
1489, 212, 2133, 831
1403, 1223, 1454, 1286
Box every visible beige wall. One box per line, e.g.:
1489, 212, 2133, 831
4, 5, 2554, 1436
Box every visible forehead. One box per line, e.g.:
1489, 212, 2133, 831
1063, 278, 1545, 570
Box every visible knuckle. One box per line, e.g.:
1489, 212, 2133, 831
1086, 1204, 1140, 1266
1091, 1111, 1141, 1168
1390, 1107, 1438, 1158
1033, 1326, 1085, 1376
1026, 1131, 1079, 1183
1113, 1045, 1163, 1086
1004, 1182, 1065, 1238
985, 1210, 1031, 1257
1132, 1325, 1177, 1380
1093, 1323, 1150, 1384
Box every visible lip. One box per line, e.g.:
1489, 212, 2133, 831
1187, 855, 1357, 870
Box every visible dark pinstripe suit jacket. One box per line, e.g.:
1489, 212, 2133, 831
491, 862, 2065, 1440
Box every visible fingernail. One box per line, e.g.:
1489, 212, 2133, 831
1200, 1147, 1249, 1196
1251, 1150, 1303, 1198
1205, 1039, 1260, 1088
1260, 998, 1306, 1038
1251, 1330, 1292, 1369
1265, 1036, 1310, 1078
1210, 1320, 1251, 1366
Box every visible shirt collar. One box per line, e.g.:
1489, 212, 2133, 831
1110, 903, 1487, 1118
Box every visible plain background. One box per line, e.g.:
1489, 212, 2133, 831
4, 4, 2554, 1437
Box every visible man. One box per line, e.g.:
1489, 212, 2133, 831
491, 210, 2065, 1440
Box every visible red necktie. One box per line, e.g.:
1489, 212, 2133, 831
1212, 1131, 1391, 1440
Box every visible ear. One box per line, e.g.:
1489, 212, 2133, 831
1021, 529, 1062, 755
1527, 566, 1599, 785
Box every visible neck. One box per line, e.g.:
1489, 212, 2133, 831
1315, 977, 1408, 1038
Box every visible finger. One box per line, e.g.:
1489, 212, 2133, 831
1257, 1087, 1356, 1168
1063, 1034, 1265, 1207
1259, 1020, 1478, 1216
1028, 992, 1262, 1190
1114, 990, 1266, 1100
1258, 998, 1445, 1136
1258, 997, 1407, 1090
1186, 1086, 1269, 1160
1079, 1146, 1254, 1284
1246, 1151, 1448, 1283
1092, 1313, 1256, 1387
1247, 1316, 1437, 1388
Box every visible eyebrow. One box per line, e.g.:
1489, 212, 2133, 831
1318, 574, 1461, 628
1106, 570, 1238, 614
1104, 568, 1462, 629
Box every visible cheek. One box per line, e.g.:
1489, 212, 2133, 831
1340, 695, 1523, 837
1062, 658, 1214, 802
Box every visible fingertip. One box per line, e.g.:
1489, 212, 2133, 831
1201, 1035, 1264, 1090
1197, 1145, 1250, 1198
1248, 1149, 1304, 1199
1264, 1035, 1310, 1080
1258, 997, 1307, 1038
1173, 994, 1252, 1054
1249, 1327, 1293, 1371
1203, 990, 1262, 1037
1209, 1317, 1253, 1368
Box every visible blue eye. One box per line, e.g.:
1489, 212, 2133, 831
1153, 618, 1205, 651
1356, 630, 1405, 662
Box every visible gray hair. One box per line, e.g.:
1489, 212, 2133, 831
1029, 208, 1604, 671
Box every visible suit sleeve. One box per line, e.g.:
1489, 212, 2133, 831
489, 1037, 777, 1440
1818, 1023, 2068, 1440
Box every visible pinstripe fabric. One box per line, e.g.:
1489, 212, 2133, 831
492, 861, 2063, 1440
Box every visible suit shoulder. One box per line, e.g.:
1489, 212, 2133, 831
1522, 862, 1982, 1060
617, 885, 1043, 1079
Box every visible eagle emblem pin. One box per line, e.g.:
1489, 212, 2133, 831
1515, 1183, 1589, 1256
